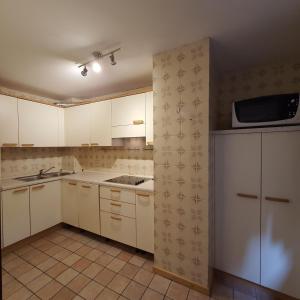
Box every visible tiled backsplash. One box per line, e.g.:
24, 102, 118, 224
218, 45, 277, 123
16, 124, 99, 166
1, 147, 153, 179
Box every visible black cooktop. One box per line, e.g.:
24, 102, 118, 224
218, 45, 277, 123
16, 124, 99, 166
105, 175, 150, 186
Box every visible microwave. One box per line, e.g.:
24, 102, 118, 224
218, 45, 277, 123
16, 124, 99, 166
232, 93, 300, 128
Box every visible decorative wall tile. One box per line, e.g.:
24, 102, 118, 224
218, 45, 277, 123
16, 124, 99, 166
153, 38, 210, 289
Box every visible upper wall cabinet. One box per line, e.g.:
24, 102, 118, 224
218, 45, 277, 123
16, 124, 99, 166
145, 92, 153, 145
111, 94, 146, 138
18, 100, 60, 147
0, 95, 19, 147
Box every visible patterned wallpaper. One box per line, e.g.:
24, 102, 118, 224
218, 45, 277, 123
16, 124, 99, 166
217, 61, 300, 129
153, 38, 210, 290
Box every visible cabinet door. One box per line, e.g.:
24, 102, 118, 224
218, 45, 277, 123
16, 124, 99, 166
145, 92, 153, 145
261, 131, 300, 298
58, 108, 65, 146
2, 187, 30, 247
30, 181, 61, 234
62, 181, 79, 227
78, 183, 100, 234
0, 95, 19, 146
64, 105, 91, 146
90, 100, 112, 146
136, 192, 154, 253
18, 100, 59, 147
214, 133, 261, 284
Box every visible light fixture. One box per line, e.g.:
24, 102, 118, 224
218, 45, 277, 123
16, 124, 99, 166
78, 47, 120, 77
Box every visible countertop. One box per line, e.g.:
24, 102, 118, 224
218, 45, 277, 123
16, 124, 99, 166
1, 170, 154, 193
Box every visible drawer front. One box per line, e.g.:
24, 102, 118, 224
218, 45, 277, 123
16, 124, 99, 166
100, 211, 136, 247
100, 198, 135, 218
100, 186, 135, 204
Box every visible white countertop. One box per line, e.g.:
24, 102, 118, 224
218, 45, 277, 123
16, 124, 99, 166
1, 170, 154, 193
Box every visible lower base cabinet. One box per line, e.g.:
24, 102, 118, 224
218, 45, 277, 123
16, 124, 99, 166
2, 187, 30, 247
62, 181, 79, 227
30, 181, 61, 235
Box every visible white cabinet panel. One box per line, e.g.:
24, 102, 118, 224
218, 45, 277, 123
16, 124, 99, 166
215, 133, 261, 284
2, 187, 30, 247
90, 100, 112, 146
58, 108, 65, 146
0, 95, 19, 146
111, 124, 145, 138
30, 181, 61, 234
136, 192, 154, 253
78, 183, 100, 234
64, 105, 90, 146
145, 92, 153, 145
62, 181, 79, 227
100, 186, 136, 204
100, 198, 135, 218
261, 131, 300, 298
18, 100, 59, 147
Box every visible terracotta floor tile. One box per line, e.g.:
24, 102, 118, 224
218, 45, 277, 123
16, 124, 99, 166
18, 267, 42, 285
142, 288, 164, 300
67, 274, 91, 294
94, 268, 116, 286
53, 248, 73, 261
56, 268, 79, 285
187, 289, 209, 300
31, 239, 55, 252
129, 255, 146, 267
96, 253, 114, 266
27, 252, 49, 266
119, 263, 140, 279
6, 287, 32, 300
82, 262, 104, 279
65, 241, 84, 252
76, 245, 93, 256
109, 247, 122, 257
14, 245, 35, 256
62, 253, 81, 266
142, 260, 154, 272
118, 251, 133, 262
45, 245, 64, 257
134, 269, 154, 287
3, 256, 26, 272
36, 279, 63, 299
123, 280, 146, 300
149, 274, 171, 295
96, 242, 112, 252
79, 281, 104, 300
2, 252, 18, 263
107, 258, 126, 273
72, 257, 92, 272
48, 234, 67, 244
3, 278, 23, 299
52, 287, 77, 300
107, 274, 131, 294
28, 295, 40, 300
26, 273, 52, 293
46, 262, 68, 278
9, 262, 34, 279
87, 239, 102, 248
96, 287, 119, 300
2, 271, 14, 285
85, 249, 104, 261
58, 237, 74, 248
21, 248, 41, 262
36, 257, 57, 272
166, 281, 189, 300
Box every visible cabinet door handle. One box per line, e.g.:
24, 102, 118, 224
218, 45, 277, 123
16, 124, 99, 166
22, 144, 34, 147
110, 202, 122, 207
82, 185, 91, 189
2, 143, 18, 147
133, 120, 144, 125
13, 188, 28, 193
237, 193, 258, 199
265, 196, 290, 203
90, 143, 99, 146
111, 216, 122, 221
81, 143, 89, 147
136, 193, 150, 197
32, 184, 45, 190
111, 189, 120, 193
68, 182, 77, 186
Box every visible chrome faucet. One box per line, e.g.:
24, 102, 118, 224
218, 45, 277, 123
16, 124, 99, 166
38, 166, 55, 177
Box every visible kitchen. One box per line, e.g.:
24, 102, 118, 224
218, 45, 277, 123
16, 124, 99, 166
1, 1, 300, 300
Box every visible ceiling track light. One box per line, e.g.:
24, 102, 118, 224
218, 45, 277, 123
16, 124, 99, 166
78, 47, 120, 77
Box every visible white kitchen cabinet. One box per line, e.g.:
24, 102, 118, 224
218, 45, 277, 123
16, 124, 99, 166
18, 100, 59, 147
2, 187, 30, 247
0, 95, 19, 146
145, 91, 153, 145
111, 93, 146, 138
100, 198, 136, 218
136, 192, 154, 253
58, 108, 65, 146
30, 181, 61, 235
78, 183, 100, 234
100, 186, 136, 204
214, 133, 261, 284
90, 100, 112, 146
261, 131, 300, 299
64, 105, 91, 146
62, 180, 79, 227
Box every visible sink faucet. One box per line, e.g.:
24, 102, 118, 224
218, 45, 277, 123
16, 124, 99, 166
38, 166, 55, 177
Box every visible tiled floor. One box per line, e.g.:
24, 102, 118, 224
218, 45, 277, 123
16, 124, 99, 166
2, 226, 252, 300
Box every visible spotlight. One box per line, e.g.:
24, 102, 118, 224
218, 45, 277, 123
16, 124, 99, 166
81, 66, 88, 77
92, 61, 102, 73
110, 53, 116, 66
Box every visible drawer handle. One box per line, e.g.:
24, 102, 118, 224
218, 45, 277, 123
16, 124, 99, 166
237, 193, 258, 199
82, 185, 91, 189
111, 216, 122, 221
110, 202, 122, 207
32, 184, 45, 190
2, 143, 18, 147
22, 144, 34, 147
81, 143, 89, 147
133, 120, 144, 125
13, 188, 28, 193
68, 182, 77, 186
136, 193, 150, 197
111, 189, 121, 193
90, 143, 99, 146
265, 196, 290, 203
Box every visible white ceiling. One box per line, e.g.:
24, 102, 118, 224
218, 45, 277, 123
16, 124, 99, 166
0, 0, 300, 101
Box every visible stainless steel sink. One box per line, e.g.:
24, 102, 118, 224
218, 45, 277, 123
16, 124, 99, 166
16, 172, 72, 182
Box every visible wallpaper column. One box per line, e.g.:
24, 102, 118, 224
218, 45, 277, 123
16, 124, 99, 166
153, 38, 211, 291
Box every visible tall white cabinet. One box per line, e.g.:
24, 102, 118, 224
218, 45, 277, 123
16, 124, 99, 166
214, 128, 300, 299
